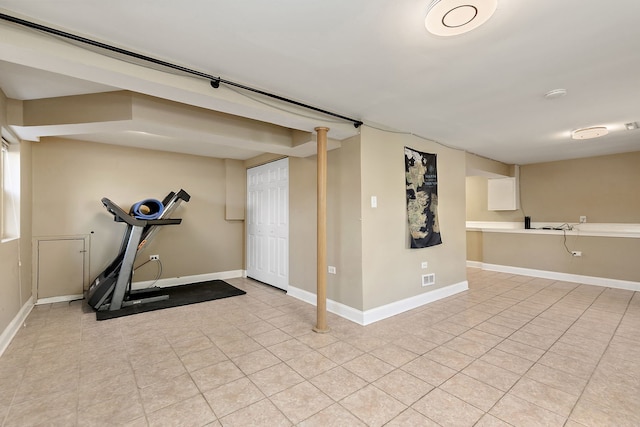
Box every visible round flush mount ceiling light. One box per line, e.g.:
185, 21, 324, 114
425, 0, 498, 36
544, 88, 567, 99
571, 126, 609, 140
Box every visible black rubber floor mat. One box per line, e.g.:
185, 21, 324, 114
95, 280, 246, 320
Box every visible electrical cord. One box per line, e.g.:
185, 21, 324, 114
147, 259, 163, 288
361, 123, 464, 153
223, 85, 346, 124
133, 258, 163, 288
559, 223, 584, 256
562, 228, 572, 255
533, 223, 580, 255
556, 223, 573, 230
134, 259, 152, 270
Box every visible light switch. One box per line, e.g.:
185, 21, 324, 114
371, 196, 377, 208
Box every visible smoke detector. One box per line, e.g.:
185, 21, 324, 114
425, 0, 498, 36
571, 126, 609, 140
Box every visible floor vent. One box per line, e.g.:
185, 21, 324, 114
422, 273, 436, 287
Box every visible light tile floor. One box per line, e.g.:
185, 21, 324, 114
1, 268, 639, 426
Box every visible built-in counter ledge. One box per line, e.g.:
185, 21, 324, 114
466, 221, 640, 239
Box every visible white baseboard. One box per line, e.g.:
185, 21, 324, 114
362, 281, 469, 325
286, 286, 364, 324
287, 281, 469, 326
0, 296, 34, 357
36, 294, 84, 305
34, 271, 244, 304
468, 261, 640, 292
466, 261, 483, 269
131, 270, 244, 290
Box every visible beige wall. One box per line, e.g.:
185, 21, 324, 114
467, 151, 640, 224
22, 91, 133, 126
31, 138, 244, 284
520, 152, 640, 223
466, 230, 483, 262
483, 232, 640, 282
288, 154, 319, 295
360, 127, 467, 310
466, 151, 640, 282
0, 89, 32, 341
0, 241, 21, 333
327, 136, 363, 309
19, 140, 33, 304
465, 153, 523, 222
224, 159, 245, 221
466, 175, 525, 222
289, 136, 364, 310
0, 88, 18, 335
289, 128, 467, 312
465, 152, 510, 177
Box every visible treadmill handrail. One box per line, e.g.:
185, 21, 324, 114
146, 218, 182, 225
101, 198, 182, 226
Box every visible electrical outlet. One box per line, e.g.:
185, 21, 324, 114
328, 266, 336, 274
421, 261, 428, 269
571, 251, 582, 257
579, 216, 587, 223
150, 255, 160, 261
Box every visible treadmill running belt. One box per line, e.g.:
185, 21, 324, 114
95, 280, 246, 320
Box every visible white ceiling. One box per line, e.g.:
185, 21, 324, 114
1, 0, 639, 164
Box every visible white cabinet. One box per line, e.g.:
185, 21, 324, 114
488, 177, 518, 211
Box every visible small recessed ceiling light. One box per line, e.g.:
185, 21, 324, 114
625, 122, 639, 130
544, 89, 567, 99
425, 0, 498, 36
571, 126, 609, 140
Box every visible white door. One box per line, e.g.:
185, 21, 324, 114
246, 158, 289, 290
37, 238, 85, 300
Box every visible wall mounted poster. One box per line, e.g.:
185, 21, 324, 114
405, 147, 442, 248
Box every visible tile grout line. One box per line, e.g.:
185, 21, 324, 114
475, 281, 603, 423
446, 277, 598, 424
564, 289, 635, 423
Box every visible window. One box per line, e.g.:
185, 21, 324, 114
1, 136, 20, 240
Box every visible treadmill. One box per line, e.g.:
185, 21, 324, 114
86, 189, 190, 312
